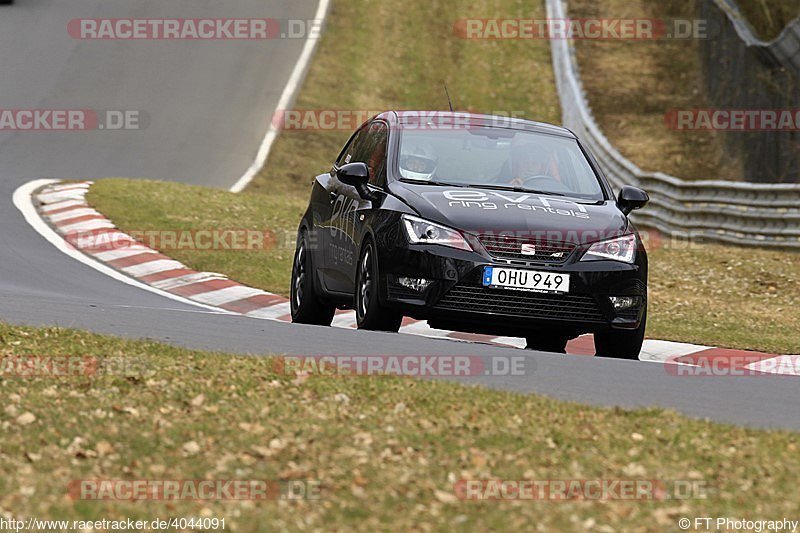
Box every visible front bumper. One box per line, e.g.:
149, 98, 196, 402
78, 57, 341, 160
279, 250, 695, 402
375, 229, 647, 338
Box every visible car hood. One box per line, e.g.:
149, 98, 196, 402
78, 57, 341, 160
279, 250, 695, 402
391, 181, 629, 244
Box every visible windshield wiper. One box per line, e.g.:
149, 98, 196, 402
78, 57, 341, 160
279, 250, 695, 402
467, 183, 567, 197
400, 179, 469, 187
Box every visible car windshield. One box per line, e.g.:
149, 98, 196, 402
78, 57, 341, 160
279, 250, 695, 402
397, 127, 605, 201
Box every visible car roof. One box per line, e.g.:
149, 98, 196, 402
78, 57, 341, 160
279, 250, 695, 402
373, 110, 576, 139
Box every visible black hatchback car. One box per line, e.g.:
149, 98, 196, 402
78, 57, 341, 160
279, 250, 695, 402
291, 111, 650, 358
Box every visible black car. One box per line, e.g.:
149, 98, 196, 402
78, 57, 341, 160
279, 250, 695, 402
290, 111, 650, 358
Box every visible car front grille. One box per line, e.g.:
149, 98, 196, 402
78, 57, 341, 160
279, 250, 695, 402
477, 234, 577, 263
435, 284, 606, 323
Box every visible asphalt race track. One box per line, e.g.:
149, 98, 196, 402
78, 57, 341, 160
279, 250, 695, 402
1, 1, 798, 430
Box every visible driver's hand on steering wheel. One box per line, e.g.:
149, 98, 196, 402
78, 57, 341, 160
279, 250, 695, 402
510, 175, 549, 187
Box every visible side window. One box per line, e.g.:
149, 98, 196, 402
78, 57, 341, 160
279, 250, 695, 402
351, 121, 388, 187
335, 121, 388, 187
366, 122, 388, 187
336, 129, 366, 167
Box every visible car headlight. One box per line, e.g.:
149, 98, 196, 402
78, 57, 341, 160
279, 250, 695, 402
401, 214, 471, 251
580, 234, 637, 263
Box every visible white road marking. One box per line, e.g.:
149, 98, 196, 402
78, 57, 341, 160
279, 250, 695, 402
638, 340, 711, 364
151, 272, 229, 291
745, 355, 800, 376
331, 311, 357, 328
190, 286, 267, 306
122, 259, 186, 277
56, 218, 115, 233
491, 336, 529, 349
39, 199, 86, 213
246, 302, 292, 320
93, 245, 156, 262
46, 207, 98, 222
228, 0, 331, 193
37, 189, 92, 203
45, 182, 91, 193
399, 320, 463, 341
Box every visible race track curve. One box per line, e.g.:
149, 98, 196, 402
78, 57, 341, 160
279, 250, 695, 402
1, 0, 798, 430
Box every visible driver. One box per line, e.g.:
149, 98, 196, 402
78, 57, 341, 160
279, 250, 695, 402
399, 140, 438, 181
508, 144, 552, 186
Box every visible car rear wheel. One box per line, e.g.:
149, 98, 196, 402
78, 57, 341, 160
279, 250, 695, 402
290, 230, 335, 326
355, 241, 402, 332
594, 307, 647, 359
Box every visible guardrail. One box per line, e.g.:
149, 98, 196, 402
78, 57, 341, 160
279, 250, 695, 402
714, 0, 800, 74
545, 0, 800, 249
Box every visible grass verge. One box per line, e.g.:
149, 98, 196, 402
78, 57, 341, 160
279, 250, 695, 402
1, 322, 799, 528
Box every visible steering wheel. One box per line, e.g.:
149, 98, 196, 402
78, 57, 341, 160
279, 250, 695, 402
510, 174, 573, 195
518, 174, 557, 186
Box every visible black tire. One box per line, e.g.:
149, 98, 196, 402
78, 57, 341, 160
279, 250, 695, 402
525, 334, 570, 353
355, 240, 402, 332
594, 307, 647, 359
290, 230, 335, 326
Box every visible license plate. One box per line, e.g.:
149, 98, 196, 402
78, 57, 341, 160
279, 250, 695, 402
482, 266, 570, 293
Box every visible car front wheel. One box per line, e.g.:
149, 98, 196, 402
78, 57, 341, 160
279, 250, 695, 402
290, 230, 335, 326
355, 241, 402, 332
594, 307, 647, 359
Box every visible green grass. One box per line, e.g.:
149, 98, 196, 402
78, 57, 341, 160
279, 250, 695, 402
89, 178, 800, 355
648, 240, 800, 355
2, 322, 799, 528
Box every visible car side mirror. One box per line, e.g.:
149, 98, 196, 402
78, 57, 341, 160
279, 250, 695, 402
617, 186, 649, 215
337, 162, 374, 200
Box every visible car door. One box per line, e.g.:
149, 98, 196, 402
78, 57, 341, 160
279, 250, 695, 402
318, 126, 367, 294
326, 120, 389, 295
